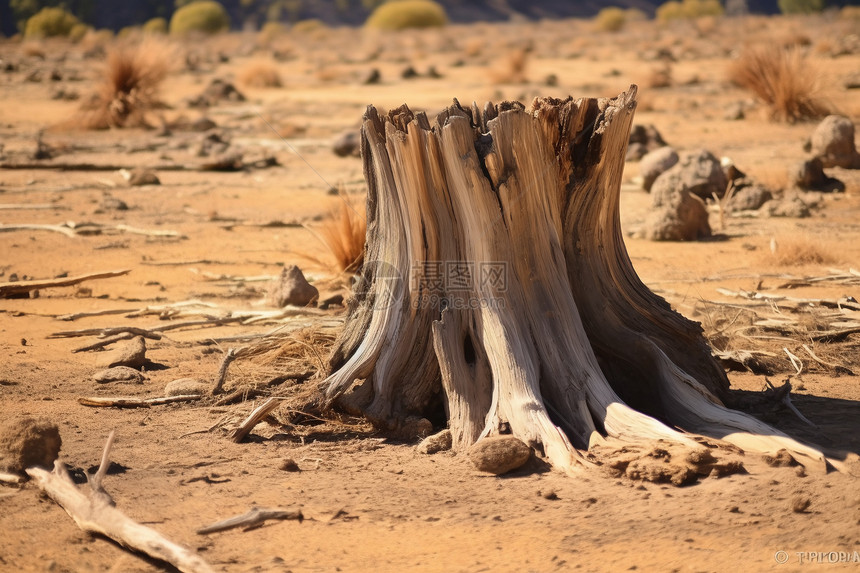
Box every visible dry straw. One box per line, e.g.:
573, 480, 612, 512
728, 45, 829, 123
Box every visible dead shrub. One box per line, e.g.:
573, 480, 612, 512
765, 236, 835, 267
727, 45, 830, 123
238, 59, 282, 88
645, 63, 673, 88
75, 39, 172, 129
488, 48, 528, 84
315, 200, 367, 273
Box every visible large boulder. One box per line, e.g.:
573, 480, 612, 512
810, 115, 860, 169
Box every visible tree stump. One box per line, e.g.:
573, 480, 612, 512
320, 86, 830, 473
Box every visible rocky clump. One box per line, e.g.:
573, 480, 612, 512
642, 167, 712, 241
0, 418, 61, 474
97, 336, 147, 369
468, 436, 531, 475
332, 130, 361, 158
652, 149, 728, 201
268, 265, 319, 307
164, 378, 209, 397
790, 157, 845, 193
187, 79, 246, 108
93, 366, 145, 384
809, 115, 860, 169
626, 124, 668, 162
639, 146, 679, 192
416, 429, 452, 454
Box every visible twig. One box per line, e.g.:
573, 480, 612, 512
229, 397, 283, 443
0, 223, 77, 237
0, 269, 130, 298
0, 471, 24, 485
782, 347, 803, 376
25, 433, 215, 573
801, 344, 842, 370
57, 308, 140, 321
764, 379, 817, 429
197, 507, 303, 535
0, 203, 69, 211
213, 387, 268, 406
211, 348, 238, 396
51, 326, 163, 340
78, 395, 203, 408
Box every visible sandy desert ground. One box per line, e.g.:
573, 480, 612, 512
1, 14, 860, 573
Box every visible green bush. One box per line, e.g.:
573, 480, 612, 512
169, 1, 230, 36
143, 17, 168, 35
69, 23, 91, 43
657, 0, 723, 21
594, 7, 627, 32
365, 0, 448, 30
778, 0, 824, 14
24, 7, 81, 39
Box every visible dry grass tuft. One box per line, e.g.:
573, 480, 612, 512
238, 59, 283, 88
316, 200, 367, 273
727, 45, 830, 123
75, 39, 172, 129
488, 48, 529, 84
765, 236, 835, 267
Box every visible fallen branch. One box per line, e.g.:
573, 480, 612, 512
57, 308, 140, 321
0, 269, 130, 298
765, 379, 817, 428
0, 203, 69, 211
0, 471, 25, 485
78, 395, 203, 408
197, 507, 303, 535
229, 397, 283, 443
25, 432, 215, 573
50, 326, 163, 340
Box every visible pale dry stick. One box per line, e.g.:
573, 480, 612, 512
0, 471, 24, 485
25, 432, 215, 573
0, 204, 69, 211
0, 269, 130, 298
0, 223, 77, 237
801, 344, 843, 370
211, 348, 238, 395
78, 395, 203, 408
58, 308, 140, 322
52, 326, 163, 340
197, 507, 303, 534
229, 397, 283, 443
783, 347, 804, 375
765, 379, 817, 428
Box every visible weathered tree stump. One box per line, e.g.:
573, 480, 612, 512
320, 86, 830, 473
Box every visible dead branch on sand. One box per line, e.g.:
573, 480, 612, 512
25, 432, 214, 573
78, 395, 203, 408
0, 269, 130, 298
197, 507, 303, 534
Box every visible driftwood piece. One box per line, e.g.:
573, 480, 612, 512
78, 395, 202, 408
0, 471, 25, 485
197, 507, 303, 534
0, 223, 77, 237
0, 269, 130, 298
318, 86, 834, 474
0, 203, 69, 211
229, 397, 283, 443
25, 433, 214, 573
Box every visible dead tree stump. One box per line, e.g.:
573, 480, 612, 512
320, 86, 829, 473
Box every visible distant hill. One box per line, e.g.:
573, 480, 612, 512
3, 0, 857, 38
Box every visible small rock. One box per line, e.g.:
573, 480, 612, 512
99, 194, 128, 211
268, 265, 319, 307
126, 168, 160, 186
642, 182, 711, 241
396, 416, 433, 440
654, 149, 728, 201
790, 157, 844, 192
332, 130, 361, 158
188, 78, 246, 108
639, 146, 679, 192
93, 367, 145, 384
728, 184, 772, 211
627, 124, 668, 161
760, 194, 811, 218
0, 417, 62, 474
279, 458, 300, 472
97, 336, 147, 369
362, 68, 381, 85
791, 495, 811, 513
723, 101, 745, 121
762, 449, 797, 467
164, 378, 209, 397
544, 73, 559, 87
810, 115, 860, 169
426, 66, 442, 79
541, 490, 559, 500
401, 65, 419, 79
468, 435, 531, 475
416, 429, 452, 454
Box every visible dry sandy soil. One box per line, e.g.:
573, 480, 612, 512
1, 15, 860, 573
